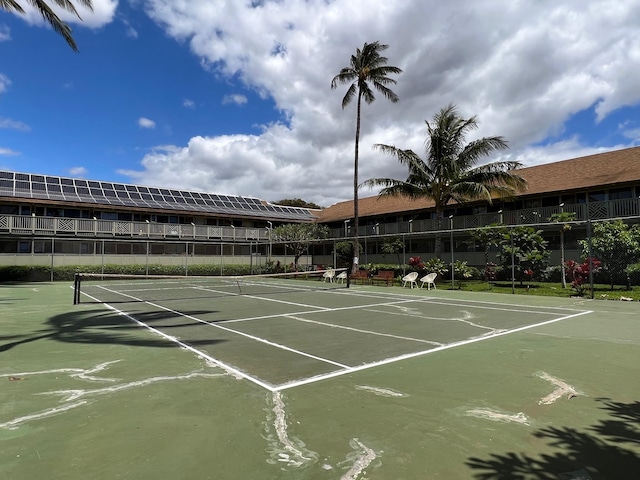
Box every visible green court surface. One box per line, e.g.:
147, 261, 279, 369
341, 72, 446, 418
1, 280, 638, 479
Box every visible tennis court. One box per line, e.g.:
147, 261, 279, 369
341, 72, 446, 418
1, 277, 639, 479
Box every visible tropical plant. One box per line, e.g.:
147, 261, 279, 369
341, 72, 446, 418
471, 224, 505, 276
565, 258, 602, 296
496, 226, 550, 285
1, 0, 93, 51
334, 240, 362, 268
548, 210, 577, 288
331, 41, 402, 272
422, 257, 448, 277
363, 104, 526, 257
408, 256, 425, 271
580, 220, 640, 289
271, 223, 329, 269
452, 260, 474, 289
381, 237, 404, 265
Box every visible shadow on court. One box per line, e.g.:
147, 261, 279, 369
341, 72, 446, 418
0, 308, 228, 353
466, 398, 640, 479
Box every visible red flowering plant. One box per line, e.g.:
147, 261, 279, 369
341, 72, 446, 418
408, 256, 425, 271
565, 258, 602, 296
523, 268, 534, 289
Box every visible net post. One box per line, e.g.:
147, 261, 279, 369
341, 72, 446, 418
73, 273, 81, 305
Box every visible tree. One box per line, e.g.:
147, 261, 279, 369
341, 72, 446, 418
471, 224, 505, 275
548, 211, 577, 288
579, 220, 640, 289
331, 41, 402, 273
271, 223, 329, 269
1, 0, 93, 52
380, 237, 404, 265
273, 198, 323, 209
363, 104, 526, 257
496, 226, 550, 286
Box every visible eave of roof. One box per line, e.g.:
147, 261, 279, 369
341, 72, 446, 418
315, 146, 640, 223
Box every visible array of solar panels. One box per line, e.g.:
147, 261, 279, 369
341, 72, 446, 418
0, 171, 316, 221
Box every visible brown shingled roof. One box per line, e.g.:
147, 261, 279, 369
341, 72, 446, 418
315, 146, 640, 222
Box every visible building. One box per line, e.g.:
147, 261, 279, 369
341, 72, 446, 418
1, 147, 640, 270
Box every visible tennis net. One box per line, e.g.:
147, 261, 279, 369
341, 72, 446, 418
73, 269, 348, 304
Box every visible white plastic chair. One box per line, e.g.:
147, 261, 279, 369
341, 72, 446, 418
335, 271, 347, 283
322, 269, 335, 282
401, 271, 419, 288
419, 272, 438, 290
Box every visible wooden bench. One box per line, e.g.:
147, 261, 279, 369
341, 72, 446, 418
371, 270, 395, 286
350, 269, 370, 285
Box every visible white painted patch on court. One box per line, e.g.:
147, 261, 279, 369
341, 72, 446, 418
536, 371, 582, 404
264, 391, 318, 468
0, 360, 225, 429
355, 385, 406, 397
0, 401, 88, 430
1, 360, 121, 382
40, 371, 224, 403
339, 438, 379, 480
466, 408, 531, 425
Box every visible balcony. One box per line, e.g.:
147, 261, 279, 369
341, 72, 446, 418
1, 197, 639, 241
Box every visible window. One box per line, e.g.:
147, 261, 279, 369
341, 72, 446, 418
609, 187, 633, 200
18, 241, 31, 253
588, 191, 605, 202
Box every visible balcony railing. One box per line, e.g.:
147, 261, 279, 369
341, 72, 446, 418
1, 198, 639, 241
330, 198, 640, 238
0, 216, 266, 241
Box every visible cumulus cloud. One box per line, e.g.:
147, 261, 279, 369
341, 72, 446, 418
183, 98, 195, 108
0, 116, 30, 132
138, 117, 156, 129
69, 166, 88, 177
0, 25, 10, 42
0, 73, 10, 93
222, 94, 248, 106
124, 0, 640, 206
15, 0, 118, 29
0, 147, 20, 156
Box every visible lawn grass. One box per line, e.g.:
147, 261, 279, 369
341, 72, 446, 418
445, 279, 640, 301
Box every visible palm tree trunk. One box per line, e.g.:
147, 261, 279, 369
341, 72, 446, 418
560, 230, 566, 288
434, 211, 443, 259
352, 93, 362, 274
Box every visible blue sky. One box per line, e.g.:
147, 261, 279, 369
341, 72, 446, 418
1, 0, 640, 207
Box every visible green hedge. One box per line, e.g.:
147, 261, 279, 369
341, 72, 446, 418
0, 264, 256, 283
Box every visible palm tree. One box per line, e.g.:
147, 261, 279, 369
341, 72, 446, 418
1, 0, 93, 52
363, 104, 527, 257
331, 41, 402, 273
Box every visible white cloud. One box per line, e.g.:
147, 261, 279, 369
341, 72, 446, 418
16, 0, 118, 29
0, 147, 20, 156
69, 166, 88, 177
183, 98, 195, 108
222, 94, 248, 106
0, 25, 10, 42
125, 0, 640, 206
0, 116, 30, 132
138, 117, 156, 129
0, 73, 11, 94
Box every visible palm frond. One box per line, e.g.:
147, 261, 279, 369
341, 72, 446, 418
0, 0, 25, 13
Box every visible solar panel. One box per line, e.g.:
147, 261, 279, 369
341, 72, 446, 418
0, 170, 316, 222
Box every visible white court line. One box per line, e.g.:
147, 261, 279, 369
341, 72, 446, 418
193, 285, 333, 311
89, 287, 350, 372
284, 315, 442, 346
274, 309, 593, 391
331, 287, 589, 312
220, 299, 420, 324
81, 286, 593, 393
